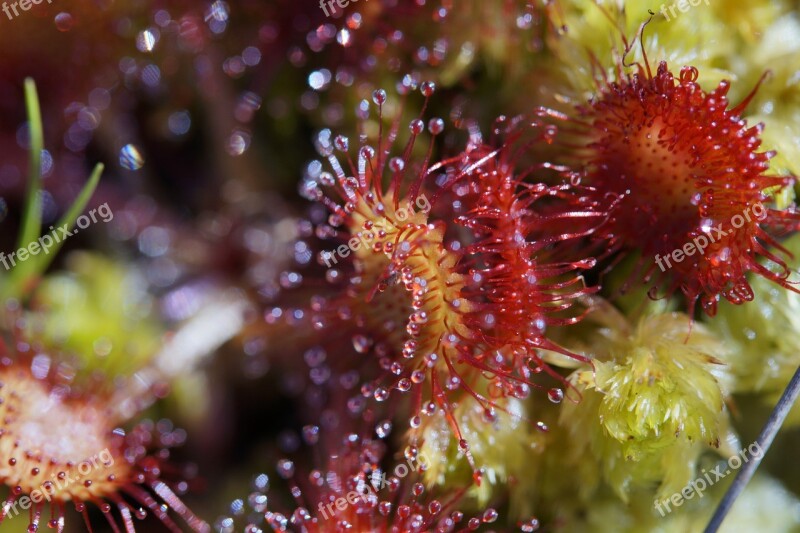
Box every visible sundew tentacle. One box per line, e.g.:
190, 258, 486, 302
301, 81, 489, 478
0, 324, 209, 532
251, 429, 497, 532
300, 0, 561, 134
538, 31, 800, 315
287, 80, 611, 486
442, 117, 607, 401
214, 363, 506, 533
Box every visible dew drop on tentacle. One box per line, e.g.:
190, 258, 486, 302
375, 420, 392, 438
352, 334, 373, 354
428, 118, 445, 135
520, 517, 541, 531
374, 387, 389, 402
373, 89, 387, 106
54, 12, 74, 32
547, 388, 564, 404
276, 459, 294, 479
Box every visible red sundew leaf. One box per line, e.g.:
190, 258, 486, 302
537, 49, 800, 316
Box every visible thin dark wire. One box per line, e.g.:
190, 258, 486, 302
704, 364, 800, 533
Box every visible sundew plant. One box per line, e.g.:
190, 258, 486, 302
1, 1, 800, 532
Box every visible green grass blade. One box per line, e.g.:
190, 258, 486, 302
32, 163, 104, 275
8, 163, 104, 296
18, 78, 43, 250
2, 80, 104, 300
